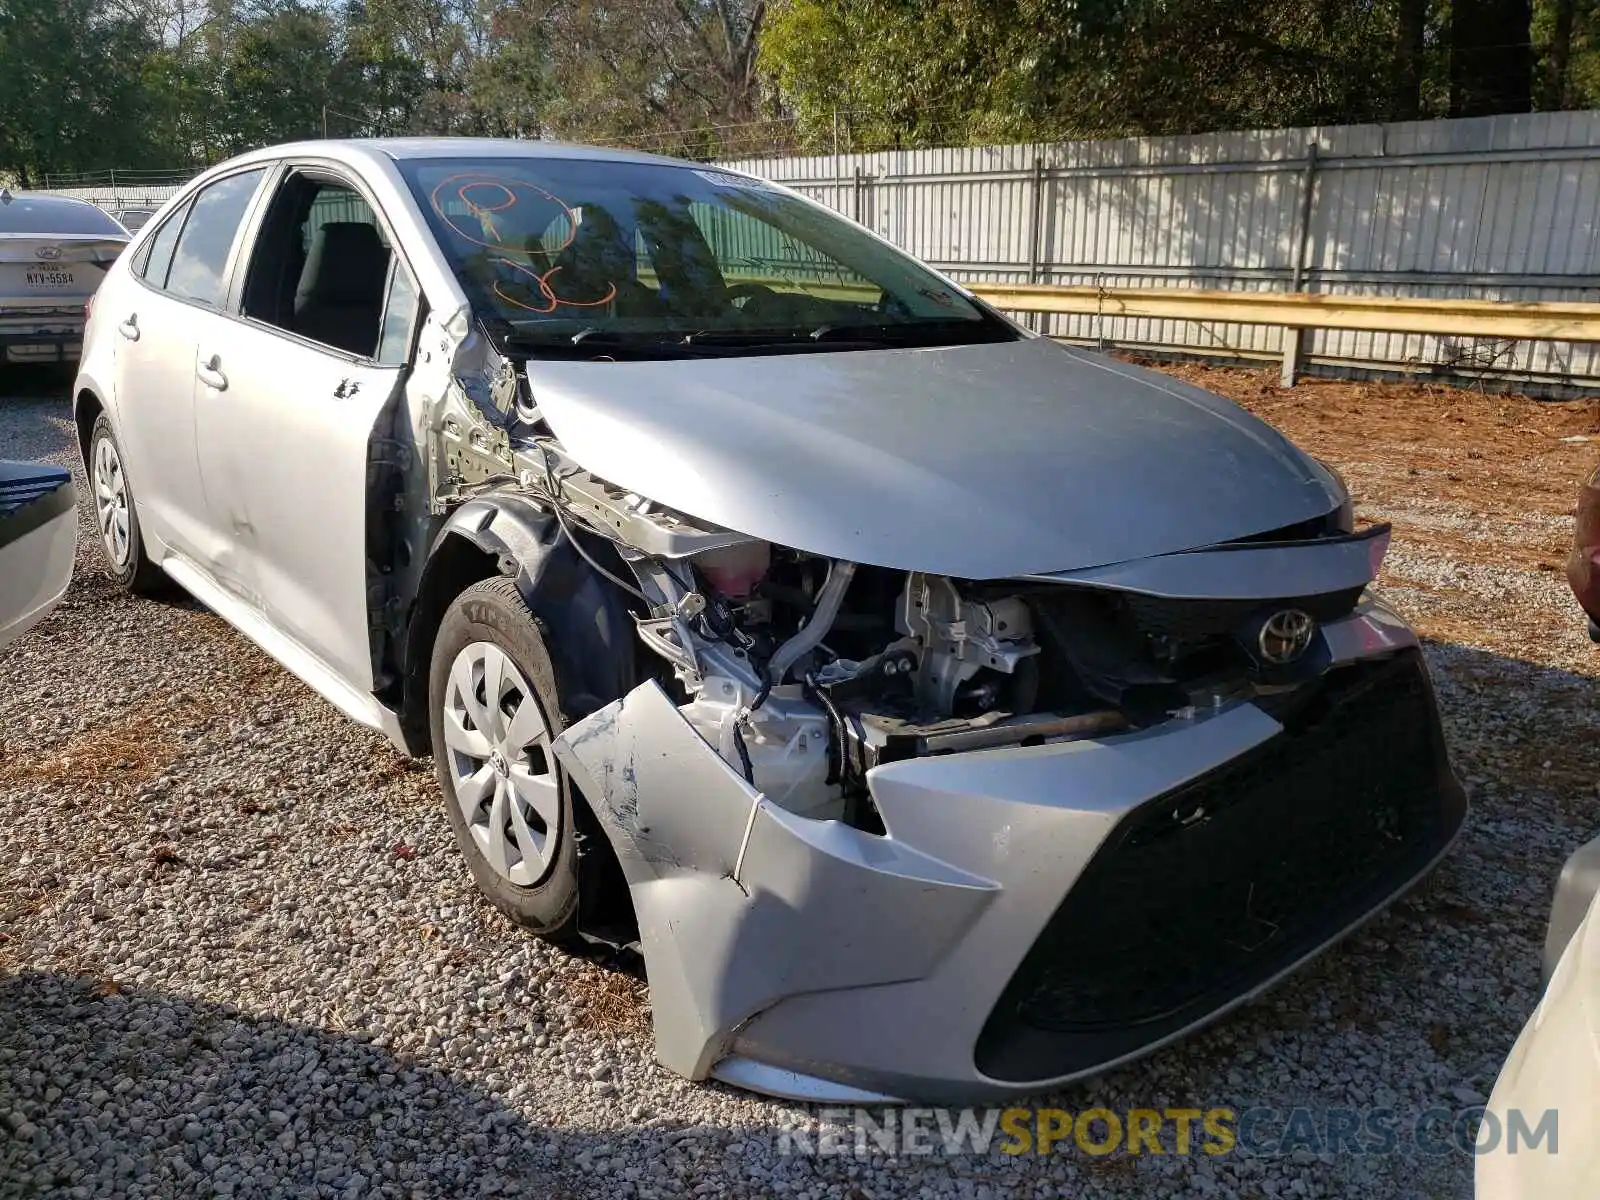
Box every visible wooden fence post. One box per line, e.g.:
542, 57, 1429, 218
1281, 141, 1321, 387
1026, 155, 1047, 333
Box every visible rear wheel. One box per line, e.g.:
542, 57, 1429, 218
429, 577, 582, 945
88, 413, 165, 594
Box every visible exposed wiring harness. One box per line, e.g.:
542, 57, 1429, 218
730, 721, 756, 785
803, 671, 853, 789
528, 440, 651, 605
547, 497, 652, 605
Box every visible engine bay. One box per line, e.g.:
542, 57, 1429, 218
507, 437, 1365, 829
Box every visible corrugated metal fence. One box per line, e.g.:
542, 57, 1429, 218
49, 111, 1600, 388
722, 111, 1600, 389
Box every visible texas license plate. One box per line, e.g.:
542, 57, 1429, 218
25, 268, 74, 289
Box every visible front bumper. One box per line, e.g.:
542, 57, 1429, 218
555, 600, 1465, 1103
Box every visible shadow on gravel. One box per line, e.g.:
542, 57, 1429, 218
0, 370, 78, 465
0, 972, 594, 1197
0, 365, 75, 401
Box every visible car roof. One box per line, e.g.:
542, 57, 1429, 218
226, 137, 714, 175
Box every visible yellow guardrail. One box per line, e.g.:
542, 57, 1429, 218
968, 283, 1600, 342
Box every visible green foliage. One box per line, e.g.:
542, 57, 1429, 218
0, 0, 165, 184
0, 0, 1587, 178
763, 0, 1460, 150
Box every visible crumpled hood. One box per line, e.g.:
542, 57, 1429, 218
524, 337, 1344, 577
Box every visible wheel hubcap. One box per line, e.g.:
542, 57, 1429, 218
92, 435, 131, 568
442, 642, 561, 886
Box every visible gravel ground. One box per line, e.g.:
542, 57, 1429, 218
3, 364, 1596, 1198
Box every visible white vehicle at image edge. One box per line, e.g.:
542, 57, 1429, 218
0, 461, 75, 652
1477, 836, 1600, 1196
73, 138, 1466, 1104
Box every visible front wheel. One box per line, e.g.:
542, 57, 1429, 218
429, 576, 582, 944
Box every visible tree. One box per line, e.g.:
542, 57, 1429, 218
1394, 0, 1430, 119
528, 0, 769, 154
1535, 0, 1590, 106
211, 3, 348, 152
0, 0, 165, 184
762, 0, 1413, 151
1451, 0, 1534, 114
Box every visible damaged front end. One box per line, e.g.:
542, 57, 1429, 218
421, 340, 1464, 1103
540, 491, 1459, 1101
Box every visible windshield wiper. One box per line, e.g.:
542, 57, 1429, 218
807, 318, 1013, 347
679, 328, 883, 352
498, 326, 731, 360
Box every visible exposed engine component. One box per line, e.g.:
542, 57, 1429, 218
693, 542, 771, 600
899, 573, 1041, 716
531, 469, 1366, 829
677, 674, 838, 821
767, 559, 857, 687
520, 440, 756, 558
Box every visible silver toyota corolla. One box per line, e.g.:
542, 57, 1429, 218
72, 138, 1465, 1103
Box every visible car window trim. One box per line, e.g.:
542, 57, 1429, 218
375, 255, 426, 367
130, 163, 271, 312
133, 195, 195, 288
226, 157, 425, 368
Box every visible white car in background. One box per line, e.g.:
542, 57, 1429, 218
0, 190, 128, 365
0, 461, 75, 652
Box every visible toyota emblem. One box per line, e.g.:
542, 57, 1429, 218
35, 246, 61, 261
1258, 609, 1316, 664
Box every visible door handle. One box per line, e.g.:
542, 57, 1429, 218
118, 314, 140, 342
196, 354, 228, 392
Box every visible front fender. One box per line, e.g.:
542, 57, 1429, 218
400, 491, 638, 752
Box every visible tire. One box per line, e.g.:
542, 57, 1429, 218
429, 576, 583, 945
87, 413, 166, 595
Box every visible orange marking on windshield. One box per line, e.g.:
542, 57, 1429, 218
490, 259, 618, 315
430, 172, 617, 314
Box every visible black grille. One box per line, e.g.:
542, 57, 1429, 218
975, 648, 1464, 1083
1118, 587, 1363, 642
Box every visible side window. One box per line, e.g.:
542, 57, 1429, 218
134, 199, 192, 290
241, 173, 394, 359
376, 264, 420, 366
166, 169, 267, 307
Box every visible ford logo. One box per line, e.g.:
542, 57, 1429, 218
1258, 609, 1317, 665
35, 246, 61, 261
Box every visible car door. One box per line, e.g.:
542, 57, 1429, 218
192, 167, 421, 692
112, 168, 268, 563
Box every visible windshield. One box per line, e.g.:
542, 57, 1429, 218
397, 156, 1015, 358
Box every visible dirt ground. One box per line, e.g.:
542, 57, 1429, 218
5, 363, 1600, 1198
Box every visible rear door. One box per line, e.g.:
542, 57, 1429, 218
111, 168, 268, 564
193, 166, 420, 690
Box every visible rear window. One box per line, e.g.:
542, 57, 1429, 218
166, 169, 267, 307
136, 200, 191, 288
0, 197, 126, 236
